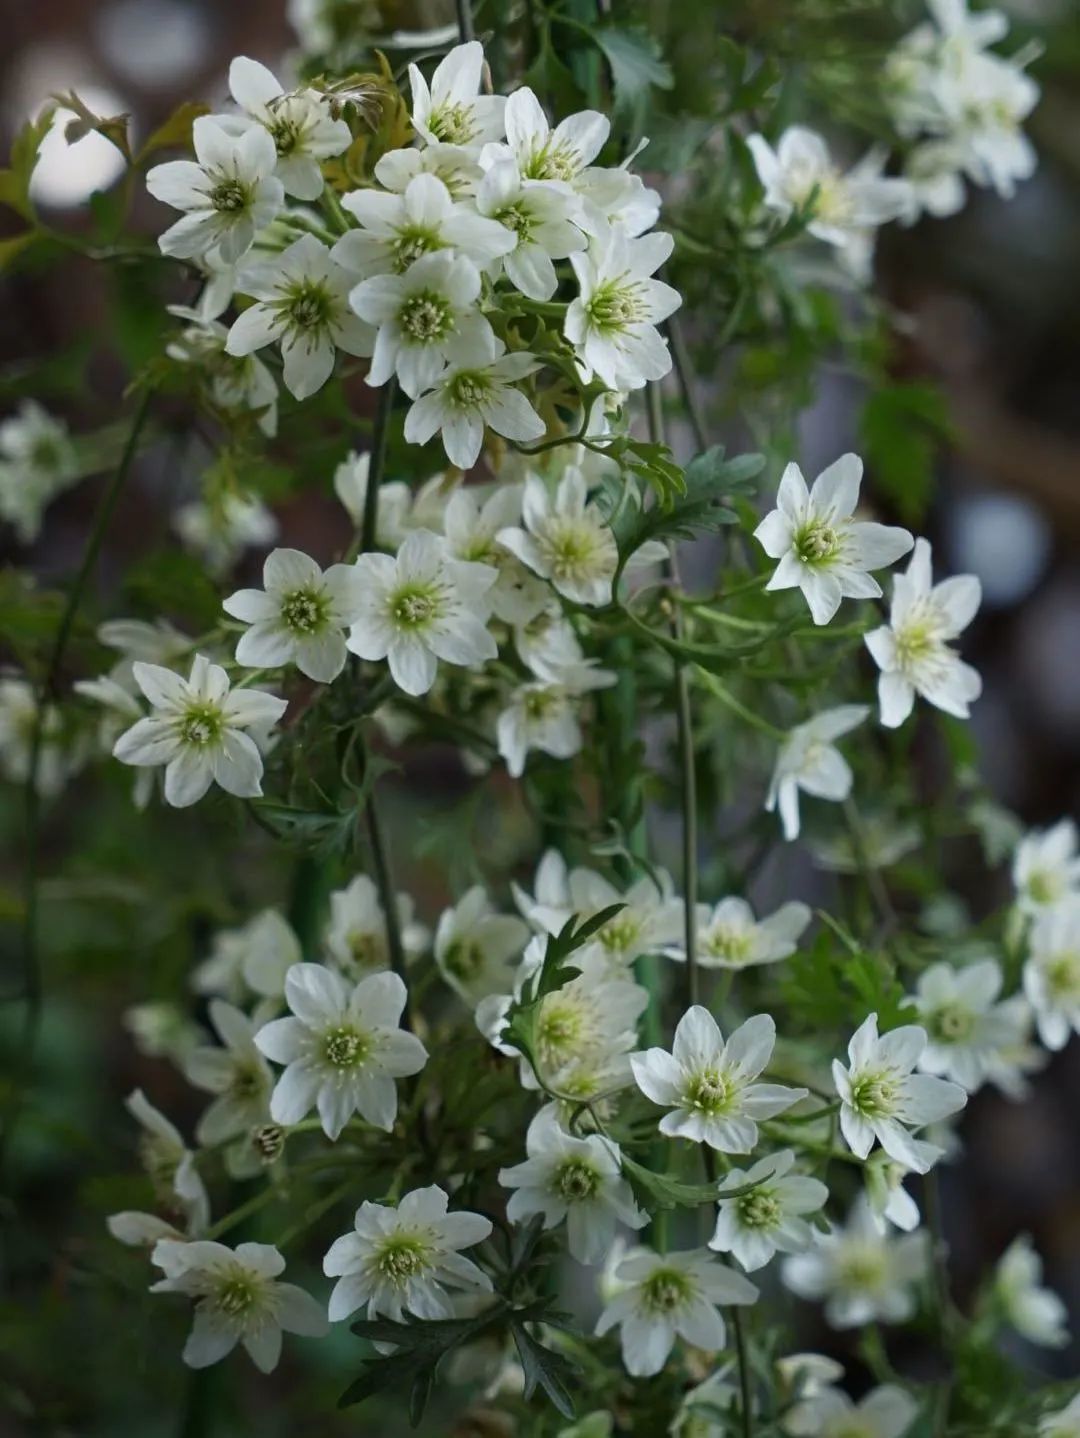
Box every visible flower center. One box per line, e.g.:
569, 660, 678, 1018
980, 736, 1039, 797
851, 1071, 898, 1118
1027, 870, 1062, 905
443, 938, 484, 980
229, 1059, 267, 1100
836, 1245, 887, 1291
400, 291, 454, 343
738, 1188, 782, 1229
553, 1157, 601, 1202
702, 924, 754, 963
524, 144, 577, 182
523, 686, 559, 720
345, 928, 386, 971
429, 103, 476, 145
284, 281, 334, 331
895, 613, 940, 667
322, 1024, 369, 1070
31, 438, 63, 470
281, 586, 328, 634
536, 994, 587, 1066
598, 915, 641, 955
927, 1004, 974, 1043
641, 1268, 692, 1313
211, 179, 250, 213
393, 226, 442, 272
178, 703, 223, 748
541, 520, 601, 580
138, 1134, 179, 1195
1046, 952, 1080, 1002
495, 202, 535, 241
375, 1235, 432, 1283
269, 110, 305, 156
448, 370, 491, 409
585, 278, 645, 332
216, 1274, 259, 1315
685, 1067, 731, 1115
794, 519, 841, 565
391, 583, 442, 628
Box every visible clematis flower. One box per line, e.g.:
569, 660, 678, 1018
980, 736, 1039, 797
223, 546, 365, 683
323, 874, 429, 982
865, 538, 982, 727
408, 41, 507, 150
434, 886, 529, 1004
1012, 820, 1080, 914
146, 117, 284, 263
754, 454, 913, 626
782, 1199, 926, 1329
782, 1382, 919, 1438
1023, 897, 1080, 1051
994, 1235, 1069, 1349
112, 655, 287, 808
474, 160, 586, 299
226, 55, 351, 200
183, 999, 274, 1146
487, 86, 609, 185
766, 705, 869, 841
673, 897, 812, 970
711, 1150, 828, 1272
497, 467, 624, 607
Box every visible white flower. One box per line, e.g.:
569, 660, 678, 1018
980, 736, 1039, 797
174, 490, 277, 576
227, 56, 351, 201
496, 653, 617, 779
754, 455, 914, 626
901, 140, 968, 221
112, 655, 287, 808
193, 908, 302, 1000
832, 1012, 967, 1174
333, 450, 414, 547
863, 1154, 922, 1235
323, 1183, 492, 1322
905, 958, 1015, 1091
766, 705, 869, 842
0, 400, 77, 542
783, 1382, 919, 1438
1023, 897, 1080, 1051
498, 1106, 647, 1264
1013, 820, 1080, 913
183, 999, 274, 1146
531, 864, 682, 972
442, 483, 549, 624
475, 160, 586, 300
348, 528, 497, 695
403, 328, 545, 470
146, 117, 284, 263
498, 467, 619, 606
595, 1246, 758, 1378
223, 546, 365, 683
324, 873, 429, 981
375, 141, 483, 199
0, 677, 72, 797
865, 539, 982, 727
166, 307, 279, 436
333, 172, 514, 280
1041, 1395, 1080, 1438
434, 886, 529, 1003
936, 50, 1038, 199
512, 847, 571, 930
747, 127, 912, 259
254, 963, 427, 1139
782, 1199, 926, 1328
125, 1088, 209, 1233
994, 1235, 1069, 1348
351, 250, 493, 398
630, 1007, 807, 1153
150, 1238, 327, 1371
408, 42, 506, 149
565, 228, 681, 392
678, 897, 812, 970
981, 994, 1046, 1100
489, 86, 608, 185
226, 235, 374, 399
711, 1150, 828, 1272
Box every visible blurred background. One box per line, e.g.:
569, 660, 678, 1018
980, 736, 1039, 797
1, 0, 1078, 1432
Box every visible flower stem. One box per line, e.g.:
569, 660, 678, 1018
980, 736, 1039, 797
730, 1304, 755, 1438
5, 389, 153, 1168
355, 377, 396, 560
455, 0, 475, 43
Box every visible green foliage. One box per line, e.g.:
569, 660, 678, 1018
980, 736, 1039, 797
591, 26, 674, 134
859, 381, 953, 526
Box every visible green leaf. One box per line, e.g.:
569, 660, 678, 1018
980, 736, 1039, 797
0, 231, 38, 272
134, 101, 210, 165
593, 26, 673, 132
858, 382, 952, 526
620, 1153, 768, 1212
603, 445, 763, 576
340, 1308, 506, 1417
0, 108, 55, 222
509, 1321, 578, 1419
53, 90, 132, 162
250, 801, 359, 858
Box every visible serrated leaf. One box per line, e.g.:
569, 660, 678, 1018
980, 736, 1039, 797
0, 108, 55, 221
620, 1153, 767, 1212
593, 26, 673, 134
510, 1321, 578, 1419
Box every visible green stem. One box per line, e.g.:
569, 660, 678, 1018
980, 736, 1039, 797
455, 0, 475, 42
351, 378, 396, 561
8, 389, 153, 1160
203, 1184, 278, 1240
695, 667, 784, 740
731, 1304, 755, 1438
667, 316, 707, 453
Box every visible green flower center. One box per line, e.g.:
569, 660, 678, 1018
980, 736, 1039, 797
836, 1246, 887, 1291
895, 616, 939, 667
495, 202, 535, 241
702, 925, 754, 963
851, 1071, 898, 1118
211, 179, 250, 213
685, 1067, 731, 1115
448, 370, 491, 409
536, 995, 586, 1065
541, 520, 601, 580
927, 1004, 974, 1043
738, 1188, 782, 1229
598, 916, 641, 955
391, 583, 442, 628
281, 586, 328, 634
524, 144, 577, 182
1047, 952, 1080, 1001
429, 103, 476, 145
400, 291, 453, 343
346, 928, 386, 971
1027, 870, 1062, 905
443, 938, 484, 980
285, 281, 334, 331
269, 113, 304, 156
794, 519, 840, 565
323, 1024, 369, 1069
229, 1060, 266, 1099
553, 1157, 601, 1202
138, 1134, 179, 1195
216, 1274, 259, 1315
393, 226, 442, 273
178, 703, 224, 748
376, 1235, 432, 1283
584, 278, 645, 332
31, 438, 63, 470
641, 1268, 692, 1313
523, 687, 559, 720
